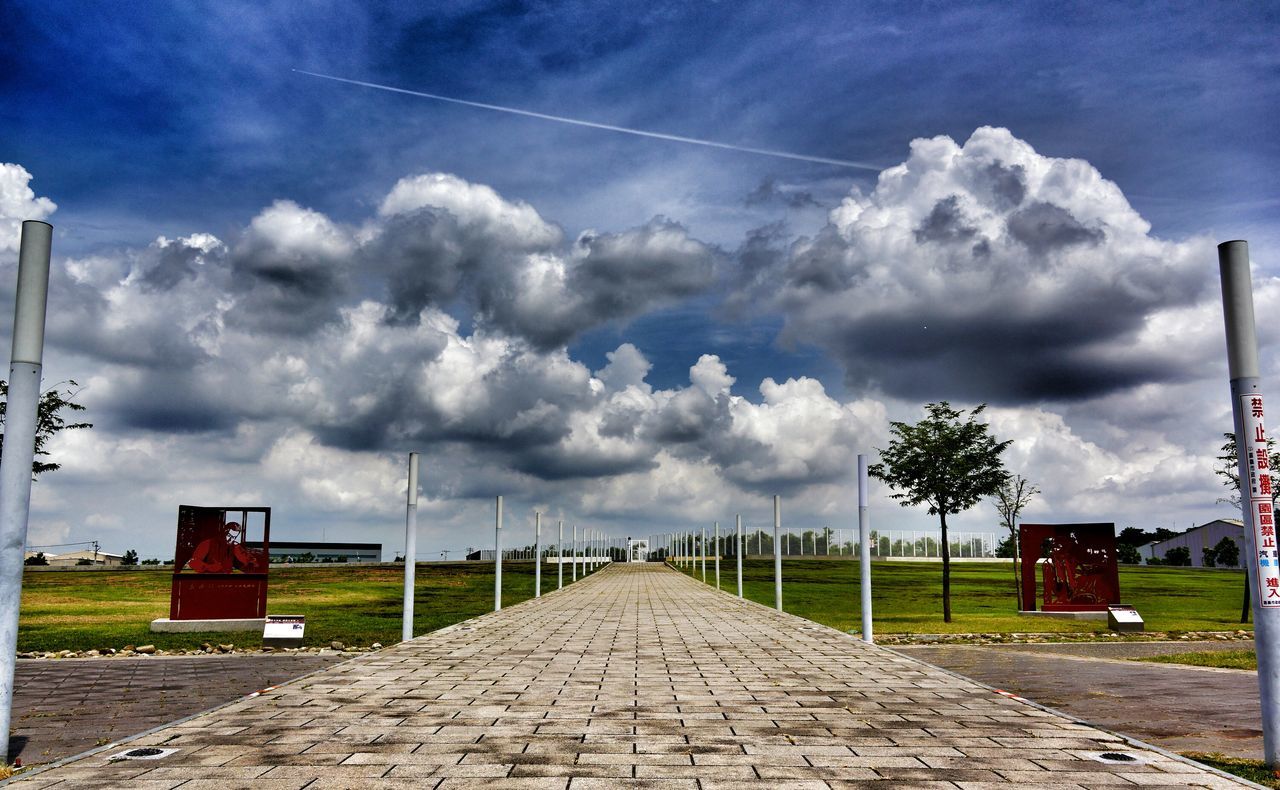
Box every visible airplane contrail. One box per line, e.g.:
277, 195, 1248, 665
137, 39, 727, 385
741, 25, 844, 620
293, 69, 882, 172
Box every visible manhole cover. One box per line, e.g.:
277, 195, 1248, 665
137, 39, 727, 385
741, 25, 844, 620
1085, 751, 1150, 765
108, 747, 178, 762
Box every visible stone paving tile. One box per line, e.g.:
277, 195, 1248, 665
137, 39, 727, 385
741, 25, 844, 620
3, 563, 1257, 787
7, 654, 344, 765
895, 643, 1265, 759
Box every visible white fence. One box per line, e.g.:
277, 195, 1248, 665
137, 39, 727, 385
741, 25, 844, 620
664, 528, 997, 560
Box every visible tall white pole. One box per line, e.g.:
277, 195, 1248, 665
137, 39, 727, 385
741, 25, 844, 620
494, 495, 503, 611
0, 221, 52, 761
859, 454, 873, 644
534, 511, 542, 598
572, 525, 578, 581
701, 527, 707, 582
558, 520, 564, 589
401, 452, 420, 642
1221, 240, 1280, 764
714, 521, 720, 590
736, 515, 743, 598
773, 495, 782, 611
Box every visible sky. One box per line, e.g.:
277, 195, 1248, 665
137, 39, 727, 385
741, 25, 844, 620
1, 1, 1278, 560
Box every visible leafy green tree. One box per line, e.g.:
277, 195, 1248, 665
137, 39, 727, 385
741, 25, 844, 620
1164, 546, 1192, 566
75, 558, 93, 566
1214, 536, 1240, 568
1117, 543, 1140, 564
0, 380, 93, 477
994, 535, 1016, 558
870, 402, 1011, 622
121, 549, 139, 566
989, 474, 1038, 610
1215, 432, 1278, 623
1203, 546, 1218, 567
23, 552, 48, 566
1117, 527, 1152, 547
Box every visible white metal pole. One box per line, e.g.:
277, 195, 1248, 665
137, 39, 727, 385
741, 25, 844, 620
736, 515, 743, 598
401, 452, 419, 642
701, 527, 707, 582
714, 521, 720, 590
858, 454, 873, 643
534, 511, 542, 598
773, 495, 782, 611
0, 222, 52, 760
1221, 239, 1280, 765
572, 525, 578, 581
494, 495, 503, 611
558, 520, 564, 589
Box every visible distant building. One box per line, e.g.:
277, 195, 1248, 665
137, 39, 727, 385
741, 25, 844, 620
24, 550, 124, 567
1138, 519, 1245, 567
245, 541, 382, 563
466, 550, 497, 561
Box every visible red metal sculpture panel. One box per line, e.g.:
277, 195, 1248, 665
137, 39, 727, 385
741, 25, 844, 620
1018, 523, 1120, 612
169, 506, 270, 620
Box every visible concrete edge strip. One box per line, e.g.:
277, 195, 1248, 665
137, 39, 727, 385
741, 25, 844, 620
668, 561, 1270, 790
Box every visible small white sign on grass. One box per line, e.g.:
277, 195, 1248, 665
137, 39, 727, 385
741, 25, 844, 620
263, 614, 305, 648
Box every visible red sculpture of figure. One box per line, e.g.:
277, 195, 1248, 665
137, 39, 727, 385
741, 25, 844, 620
169, 506, 271, 620
1020, 523, 1120, 612
186, 521, 264, 573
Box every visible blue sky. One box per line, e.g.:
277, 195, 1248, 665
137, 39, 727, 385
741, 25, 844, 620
1, 1, 1278, 558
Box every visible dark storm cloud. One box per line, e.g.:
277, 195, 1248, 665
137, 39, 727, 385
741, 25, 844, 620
560, 219, 718, 339
771, 127, 1215, 404
509, 446, 657, 481
364, 208, 474, 324
745, 177, 820, 209
1006, 201, 1104, 254
914, 195, 978, 244
106, 373, 239, 434
981, 161, 1027, 209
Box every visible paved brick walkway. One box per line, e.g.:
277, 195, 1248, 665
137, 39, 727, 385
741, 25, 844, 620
10, 654, 346, 765
895, 644, 1264, 759
6, 563, 1254, 788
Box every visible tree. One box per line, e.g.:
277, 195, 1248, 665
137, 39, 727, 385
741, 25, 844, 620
24, 552, 47, 566
0, 380, 93, 477
75, 558, 93, 566
1164, 546, 1191, 566
121, 549, 138, 566
1117, 543, 1140, 564
989, 474, 1039, 611
994, 535, 1016, 558
1214, 431, 1277, 623
870, 402, 1011, 623
1214, 536, 1240, 568
1117, 527, 1152, 547
1202, 546, 1217, 568
1216, 432, 1280, 508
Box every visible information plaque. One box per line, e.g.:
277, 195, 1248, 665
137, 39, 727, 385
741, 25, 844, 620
263, 614, 305, 648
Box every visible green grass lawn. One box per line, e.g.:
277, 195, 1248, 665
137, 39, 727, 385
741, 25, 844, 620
17, 561, 584, 652
672, 557, 1254, 635
1181, 753, 1280, 788
17, 558, 1253, 651
1138, 650, 1258, 670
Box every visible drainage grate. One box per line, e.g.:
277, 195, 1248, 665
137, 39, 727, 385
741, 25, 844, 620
109, 747, 178, 762
1085, 751, 1150, 765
